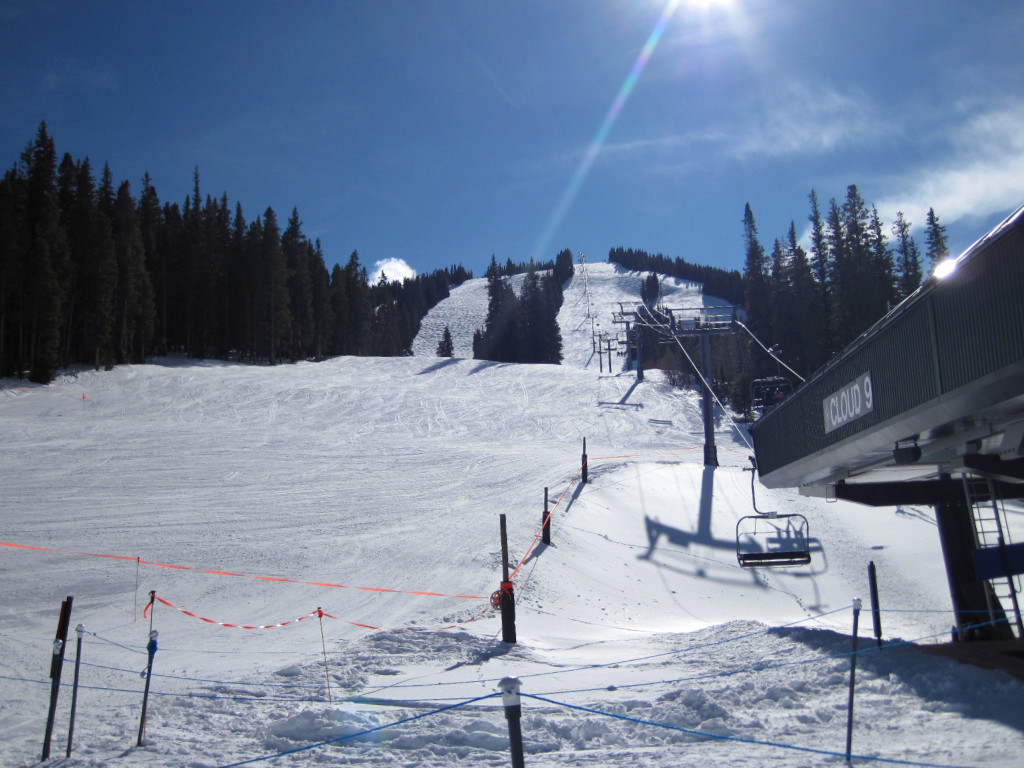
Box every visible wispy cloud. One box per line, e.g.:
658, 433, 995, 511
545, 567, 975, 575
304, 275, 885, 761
728, 80, 886, 160
875, 100, 1024, 230
597, 79, 885, 172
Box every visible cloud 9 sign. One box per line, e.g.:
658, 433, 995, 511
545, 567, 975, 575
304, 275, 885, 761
823, 372, 874, 434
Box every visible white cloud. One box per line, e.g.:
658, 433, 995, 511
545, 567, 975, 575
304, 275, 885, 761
730, 80, 885, 160
598, 80, 884, 173
370, 257, 417, 284
875, 100, 1024, 232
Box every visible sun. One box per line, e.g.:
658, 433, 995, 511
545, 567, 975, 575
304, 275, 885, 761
689, 0, 736, 9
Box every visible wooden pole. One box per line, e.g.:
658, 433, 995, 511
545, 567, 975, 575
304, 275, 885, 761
542, 487, 551, 546
42, 595, 73, 761
66, 624, 85, 757
581, 438, 588, 484
845, 598, 862, 762
499, 677, 525, 768
868, 561, 883, 648
137, 630, 158, 746
499, 514, 516, 644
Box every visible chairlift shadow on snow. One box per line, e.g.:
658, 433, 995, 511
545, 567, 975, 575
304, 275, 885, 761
598, 378, 644, 410
636, 465, 828, 585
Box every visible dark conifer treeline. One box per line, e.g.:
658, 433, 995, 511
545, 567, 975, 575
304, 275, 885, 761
607, 247, 745, 306
472, 251, 570, 364
0, 124, 470, 382
608, 187, 947, 414
742, 185, 945, 381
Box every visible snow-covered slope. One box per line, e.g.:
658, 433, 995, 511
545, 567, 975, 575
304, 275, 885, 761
1, 262, 1021, 767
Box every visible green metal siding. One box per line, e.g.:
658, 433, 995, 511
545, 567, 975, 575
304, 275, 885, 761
933, 227, 1024, 393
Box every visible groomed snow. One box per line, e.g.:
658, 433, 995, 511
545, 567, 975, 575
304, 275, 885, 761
1, 261, 1022, 767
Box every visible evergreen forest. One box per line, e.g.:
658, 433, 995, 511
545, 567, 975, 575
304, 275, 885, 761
623, 187, 949, 414
471, 251, 573, 365
0, 124, 472, 383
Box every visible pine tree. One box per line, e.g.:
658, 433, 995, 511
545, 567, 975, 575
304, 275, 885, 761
282, 208, 313, 361
112, 180, 155, 363
924, 207, 949, 271
805, 190, 833, 368
22, 124, 67, 382
785, 221, 820, 376
741, 203, 770, 339
436, 325, 454, 357
308, 239, 333, 361
260, 207, 291, 365
0, 169, 24, 376
137, 173, 166, 354
869, 205, 896, 314
892, 211, 923, 300
474, 257, 518, 362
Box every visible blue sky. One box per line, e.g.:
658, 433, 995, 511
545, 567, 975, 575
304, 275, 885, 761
3, 1, 1022, 282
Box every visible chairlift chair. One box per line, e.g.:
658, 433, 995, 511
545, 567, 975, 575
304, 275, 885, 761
736, 457, 812, 568
750, 376, 793, 411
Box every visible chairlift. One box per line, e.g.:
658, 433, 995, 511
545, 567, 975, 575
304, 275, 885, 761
750, 376, 793, 412
736, 457, 812, 568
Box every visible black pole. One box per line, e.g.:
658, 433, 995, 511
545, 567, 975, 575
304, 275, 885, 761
868, 561, 883, 648
66, 623, 85, 757
636, 326, 644, 381
699, 332, 718, 467
42, 595, 73, 761
137, 629, 159, 746
581, 438, 588, 484
499, 514, 517, 644
499, 677, 525, 768
542, 486, 551, 546
845, 598, 862, 762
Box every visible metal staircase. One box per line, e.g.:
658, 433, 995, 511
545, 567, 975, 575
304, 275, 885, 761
963, 475, 1024, 638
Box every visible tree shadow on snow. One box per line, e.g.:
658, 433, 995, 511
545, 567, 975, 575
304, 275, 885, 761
417, 358, 463, 375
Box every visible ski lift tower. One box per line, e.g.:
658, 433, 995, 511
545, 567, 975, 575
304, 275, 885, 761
616, 303, 739, 467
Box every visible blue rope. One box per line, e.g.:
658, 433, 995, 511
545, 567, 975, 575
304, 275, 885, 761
214, 692, 500, 768
523, 693, 977, 768
85, 630, 148, 654
78, 660, 325, 690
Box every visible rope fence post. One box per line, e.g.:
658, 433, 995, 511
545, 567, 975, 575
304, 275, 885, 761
845, 597, 862, 763
137, 629, 158, 746
66, 623, 85, 757
542, 487, 551, 546
499, 677, 525, 768
317, 607, 333, 702
42, 594, 73, 761
499, 514, 517, 644
868, 561, 883, 648
581, 438, 588, 484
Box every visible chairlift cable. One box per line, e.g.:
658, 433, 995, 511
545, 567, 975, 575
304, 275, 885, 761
634, 303, 754, 453
734, 320, 805, 383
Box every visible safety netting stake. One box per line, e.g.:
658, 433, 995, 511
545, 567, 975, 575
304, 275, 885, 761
41, 595, 73, 761
137, 628, 158, 746
499, 514, 517, 644
66, 623, 85, 757
318, 607, 333, 702
845, 597, 862, 763
499, 677, 525, 768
